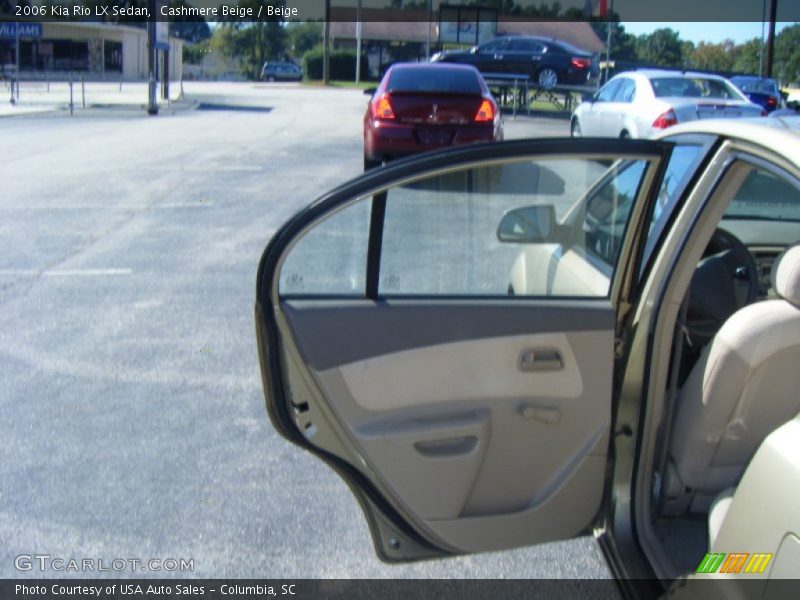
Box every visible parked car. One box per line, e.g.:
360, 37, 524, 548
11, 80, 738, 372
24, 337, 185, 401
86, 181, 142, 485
730, 75, 783, 113
431, 35, 595, 89
571, 70, 764, 139
362, 62, 503, 170
256, 119, 800, 596
260, 61, 302, 82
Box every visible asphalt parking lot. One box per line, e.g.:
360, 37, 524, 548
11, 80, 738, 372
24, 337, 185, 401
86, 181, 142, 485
0, 82, 611, 578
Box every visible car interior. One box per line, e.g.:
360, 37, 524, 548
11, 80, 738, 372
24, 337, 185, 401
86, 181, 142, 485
643, 163, 800, 579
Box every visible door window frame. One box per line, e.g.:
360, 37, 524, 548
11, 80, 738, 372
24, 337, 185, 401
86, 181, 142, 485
266, 139, 673, 308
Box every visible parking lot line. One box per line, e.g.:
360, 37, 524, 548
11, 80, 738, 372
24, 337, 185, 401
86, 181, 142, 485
0, 268, 132, 276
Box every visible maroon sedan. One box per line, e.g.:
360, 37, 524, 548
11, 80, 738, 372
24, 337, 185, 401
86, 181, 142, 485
363, 63, 504, 170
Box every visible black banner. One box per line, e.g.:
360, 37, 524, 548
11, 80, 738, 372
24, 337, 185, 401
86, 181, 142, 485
2, 0, 800, 23
2, 580, 627, 600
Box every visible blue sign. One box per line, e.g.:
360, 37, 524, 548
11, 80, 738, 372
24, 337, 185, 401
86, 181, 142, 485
0, 23, 44, 40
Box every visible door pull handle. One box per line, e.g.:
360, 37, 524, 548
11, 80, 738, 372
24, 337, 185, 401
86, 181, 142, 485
520, 404, 561, 425
518, 348, 563, 372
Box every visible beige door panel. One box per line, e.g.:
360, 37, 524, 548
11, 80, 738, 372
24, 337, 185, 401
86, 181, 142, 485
310, 329, 612, 552
335, 333, 585, 411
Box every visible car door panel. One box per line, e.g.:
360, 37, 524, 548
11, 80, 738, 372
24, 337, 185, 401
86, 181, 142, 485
257, 139, 670, 560
582, 79, 622, 137
282, 300, 613, 551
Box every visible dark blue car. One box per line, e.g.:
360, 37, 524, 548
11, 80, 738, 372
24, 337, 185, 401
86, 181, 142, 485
730, 76, 783, 113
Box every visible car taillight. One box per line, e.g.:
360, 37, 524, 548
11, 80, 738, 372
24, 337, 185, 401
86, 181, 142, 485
767, 97, 777, 106
475, 99, 495, 122
652, 109, 678, 129
571, 57, 591, 69
371, 93, 395, 120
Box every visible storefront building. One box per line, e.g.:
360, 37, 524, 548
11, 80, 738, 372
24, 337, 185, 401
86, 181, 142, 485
0, 22, 182, 81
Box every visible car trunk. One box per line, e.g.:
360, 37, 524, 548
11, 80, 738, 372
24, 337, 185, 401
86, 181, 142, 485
389, 93, 483, 125
388, 92, 486, 146
668, 98, 763, 122
744, 92, 778, 110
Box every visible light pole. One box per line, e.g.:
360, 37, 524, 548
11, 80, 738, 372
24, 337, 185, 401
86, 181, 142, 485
604, 0, 614, 82
764, 0, 777, 79
147, 0, 158, 114
355, 0, 362, 83
323, 0, 330, 84
426, 0, 432, 61
12, 5, 20, 104
759, 0, 767, 77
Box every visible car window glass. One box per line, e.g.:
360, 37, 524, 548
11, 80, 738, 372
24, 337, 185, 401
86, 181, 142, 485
724, 169, 800, 222
613, 79, 636, 103
507, 40, 544, 53
480, 39, 508, 53
378, 157, 653, 297
733, 78, 777, 95
279, 200, 370, 295
651, 77, 741, 100
583, 161, 646, 265
642, 141, 712, 265
387, 67, 482, 94
596, 79, 622, 102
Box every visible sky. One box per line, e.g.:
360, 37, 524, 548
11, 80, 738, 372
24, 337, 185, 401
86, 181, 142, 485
622, 21, 794, 44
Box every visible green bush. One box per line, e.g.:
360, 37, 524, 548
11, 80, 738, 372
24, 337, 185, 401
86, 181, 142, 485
301, 45, 369, 81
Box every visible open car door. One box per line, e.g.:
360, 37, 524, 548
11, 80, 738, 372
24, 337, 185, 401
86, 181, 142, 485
256, 139, 671, 561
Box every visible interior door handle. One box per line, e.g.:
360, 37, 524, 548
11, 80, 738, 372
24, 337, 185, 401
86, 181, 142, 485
520, 404, 561, 425
519, 348, 563, 372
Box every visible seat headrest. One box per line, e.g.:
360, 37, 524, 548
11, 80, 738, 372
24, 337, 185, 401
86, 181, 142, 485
772, 243, 800, 307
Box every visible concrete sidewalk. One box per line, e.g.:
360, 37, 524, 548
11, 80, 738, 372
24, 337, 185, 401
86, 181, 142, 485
0, 80, 186, 117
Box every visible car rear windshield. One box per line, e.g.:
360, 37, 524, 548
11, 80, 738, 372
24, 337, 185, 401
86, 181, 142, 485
732, 78, 777, 94
650, 77, 741, 100
387, 68, 483, 94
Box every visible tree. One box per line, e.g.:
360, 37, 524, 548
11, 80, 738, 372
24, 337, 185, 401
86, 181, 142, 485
731, 38, 761, 75
636, 28, 684, 67
168, 0, 212, 43
690, 40, 735, 72
214, 22, 286, 80
213, 0, 288, 80
589, 21, 638, 62
286, 22, 323, 59
183, 41, 210, 65
775, 24, 800, 83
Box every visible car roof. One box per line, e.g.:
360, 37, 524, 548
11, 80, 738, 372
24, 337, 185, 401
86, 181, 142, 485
390, 62, 479, 72
494, 35, 548, 41
654, 119, 800, 169
635, 69, 730, 81
731, 75, 775, 82
492, 35, 589, 52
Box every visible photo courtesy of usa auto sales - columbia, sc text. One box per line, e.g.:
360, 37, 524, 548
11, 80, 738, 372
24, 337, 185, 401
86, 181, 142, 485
15, 584, 298, 597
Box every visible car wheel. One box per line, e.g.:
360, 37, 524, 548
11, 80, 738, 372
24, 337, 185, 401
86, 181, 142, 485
364, 157, 381, 171
537, 68, 558, 90
571, 119, 582, 138
267, 75, 276, 82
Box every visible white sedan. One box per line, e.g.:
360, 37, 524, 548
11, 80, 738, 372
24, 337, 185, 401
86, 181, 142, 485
571, 69, 765, 139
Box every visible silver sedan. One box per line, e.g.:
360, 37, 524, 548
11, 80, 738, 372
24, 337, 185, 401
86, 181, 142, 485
571, 69, 765, 139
